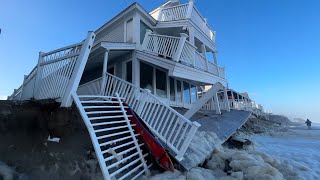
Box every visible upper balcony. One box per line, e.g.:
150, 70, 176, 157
140, 30, 225, 80
150, 0, 215, 41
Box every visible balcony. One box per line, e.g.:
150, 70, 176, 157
150, 1, 215, 41
141, 31, 225, 79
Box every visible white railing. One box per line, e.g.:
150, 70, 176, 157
218, 67, 226, 79
207, 61, 219, 76
159, 4, 189, 21
153, 2, 215, 41
180, 41, 195, 65
20, 66, 38, 100
34, 43, 83, 100
98, 72, 200, 161
201, 98, 215, 110
8, 32, 95, 107
141, 33, 180, 59
8, 85, 22, 100
141, 32, 226, 79
194, 51, 207, 71
191, 6, 214, 40
77, 78, 102, 96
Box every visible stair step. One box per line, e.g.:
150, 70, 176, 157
94, 124, 136, 133
92, 120, 127, 127
87, 110, 123, 115
89, 115, 132, 120
118, 163, 144, 180
83, 106, 128, 109
102, 141, 134, 153
109, 157, 142, 177
108, 151, 140, 170
81, 100, 119, 104
130, 164, 152, 180
105, 144, 144, 162
100, 134, 140, 147
97, 130, 131, 140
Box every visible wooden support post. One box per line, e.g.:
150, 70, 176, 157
186, 0, 194, 19
224, 87, 230, 112
33, 52, 44, 98
100, 50, 109, 95
214, 92, 221, 114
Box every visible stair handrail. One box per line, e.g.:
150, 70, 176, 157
102, 72, 201, 161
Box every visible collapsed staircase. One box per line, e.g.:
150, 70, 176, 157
72, 93, 152, 180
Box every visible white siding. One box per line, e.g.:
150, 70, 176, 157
96, 23, 125, 43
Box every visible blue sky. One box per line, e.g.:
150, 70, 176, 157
1, 0, 319, 121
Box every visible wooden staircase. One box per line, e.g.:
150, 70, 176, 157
72, 93, 151, 180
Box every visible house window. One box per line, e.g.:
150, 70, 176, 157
140, 62, 153, 93
126, 61, 132, 83
156, 69, 167, 98
169, 77, 175, 101
191, 84, 197, 103
140, 21, 151, 44
176, 80, 182, 103
183, 81, 191, 104
126, 19, 133, 43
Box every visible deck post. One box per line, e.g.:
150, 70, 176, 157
61, 32, 95, 107
19, 75, 28, 100
100, 50, 109, 95
224, 87, 230, 112
214, 92, 221, 114
33, 52, 44, 98
186, 0, 194, 19
157, 6, 163, 21
173, 33, 188, 62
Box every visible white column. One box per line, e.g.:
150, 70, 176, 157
186, 0, 194, 18
100, 50, 109, 95
214, 92, 221, 114
132, 14, 141, 46
188, 26, 195, 46
224, 87, 230, 112
132, 50, 140, 88
231, 90, 235, 109
33, 52, 44, 98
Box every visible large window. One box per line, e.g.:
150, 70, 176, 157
140, 62, 153, 93
191, 85, 197, 103
169, 77, 175, 101
156, 69, 167, 98
126, 61, 132, 83
183, 81, 191, 104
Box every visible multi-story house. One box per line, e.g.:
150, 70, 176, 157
7, 1, 267, 179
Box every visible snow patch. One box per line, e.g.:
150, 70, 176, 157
181, 131, 221, 169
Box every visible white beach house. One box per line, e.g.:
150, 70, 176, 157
8, 1, 268, 179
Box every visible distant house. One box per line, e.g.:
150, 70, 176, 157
8, 1, 268, 179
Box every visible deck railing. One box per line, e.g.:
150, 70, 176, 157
7, 32, 95, 107
141, 33, 180, 59
153, 1, 215, 41
80, 73, 201, 161
142, 32, 225, 79
158, 4, 189, 21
